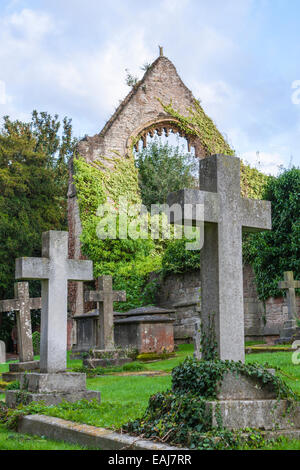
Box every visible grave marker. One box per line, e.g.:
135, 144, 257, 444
278, 271, 300, 342
15, 231, 93, 373
0, 282, 41, 363
85, 276, 126, 350
167, 154, 272, 362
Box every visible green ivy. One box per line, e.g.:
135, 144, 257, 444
124, 357, 299, 450
159, 99, 234, 157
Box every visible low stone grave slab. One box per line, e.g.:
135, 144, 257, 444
83, 349, 133, 368
18, 415, 184, 450
6, 372, 100, 407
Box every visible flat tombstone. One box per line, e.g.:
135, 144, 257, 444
15, 231, 93, 373
167, 155, 272, 362
0, 341, 5, 364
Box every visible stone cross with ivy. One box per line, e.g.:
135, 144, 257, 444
0, 282, 41, 363
85, 276, 126, 350
15, 231, 93, 373
278, 272, 300, 321
168, 154, 272, 362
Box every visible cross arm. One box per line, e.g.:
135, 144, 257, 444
240, 198, 272, 233
166, 189, 219, 225
85, 290, 126, 302
29, 297, 42, 310
278, 281, 300, 289
67, 259, 93, 282
0, 299, 20, 312
15, 258, 50, 280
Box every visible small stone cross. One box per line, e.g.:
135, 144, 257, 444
85, 276, 126, 350
15, 231, 93, 373
278, 271, 300, 322
0, 282, 41, 363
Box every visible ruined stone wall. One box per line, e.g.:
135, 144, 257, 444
154, 265, 300, 343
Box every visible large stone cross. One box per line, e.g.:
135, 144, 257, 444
85, 276, 126, 350
278, 271, 300, 321
15, 231, 93, 373
0, 282, 41, 363
167, 154, 272, 362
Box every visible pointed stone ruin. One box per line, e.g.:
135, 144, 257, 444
67, 49, 229, 330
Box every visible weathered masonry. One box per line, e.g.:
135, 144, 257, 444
67, 51, 297, 347
67, 51, 229, 324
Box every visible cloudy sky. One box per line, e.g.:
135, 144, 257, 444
0, 0, 300, 175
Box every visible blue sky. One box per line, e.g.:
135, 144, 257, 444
0, 0, 300, 175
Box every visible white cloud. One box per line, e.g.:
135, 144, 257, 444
241, 151, 286, 176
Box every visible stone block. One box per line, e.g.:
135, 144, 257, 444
6, 389, 100, 408
9, 361, 40, 373
0, 341, 5, 364
83, 357, 132, 368
2, 372, 24, 383
20, 372, 87, 393
216, 371, 277, 400
207, 400, 300, 430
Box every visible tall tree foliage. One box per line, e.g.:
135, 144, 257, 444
134, 139, 198, 210
0, 112, 77, 342
243, 167, 300, 300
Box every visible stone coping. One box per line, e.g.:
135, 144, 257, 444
18, 415, 184, 450
17, 413, 300, 449
121, 306, 175, 316
114, 315, 175, 324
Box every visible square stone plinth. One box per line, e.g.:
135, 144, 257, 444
6, 389, 100, 408
216, 371, 277, 400
9, 361, 40, 373
207, 400, 300, 430
20, 372, 87, 393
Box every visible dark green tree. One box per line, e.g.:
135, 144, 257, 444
0, 112, 77, 343
134, 139, 198, 210
244, 167, 300, 300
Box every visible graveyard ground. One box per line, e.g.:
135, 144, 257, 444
1, 344, 300, 450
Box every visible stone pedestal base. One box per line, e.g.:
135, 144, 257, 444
83, 349, 133, 368
2, 361, 40, 382
207, 400, 300, 430
278, 320, 298, 344
5, 372, 101, 408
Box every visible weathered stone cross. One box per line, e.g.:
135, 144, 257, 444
167, 154, 272, 362
15, 231, 93, 373
278, 271, 300, 322
85, 275, 126, 350
0, 282, 41, 363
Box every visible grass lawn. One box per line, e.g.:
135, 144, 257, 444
0, 424, 93, 450
1, 344, 300, 450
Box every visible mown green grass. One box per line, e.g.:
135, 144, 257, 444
0, 424, 93, 450
1, 344, 300, 450
246, 351, 300, 395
